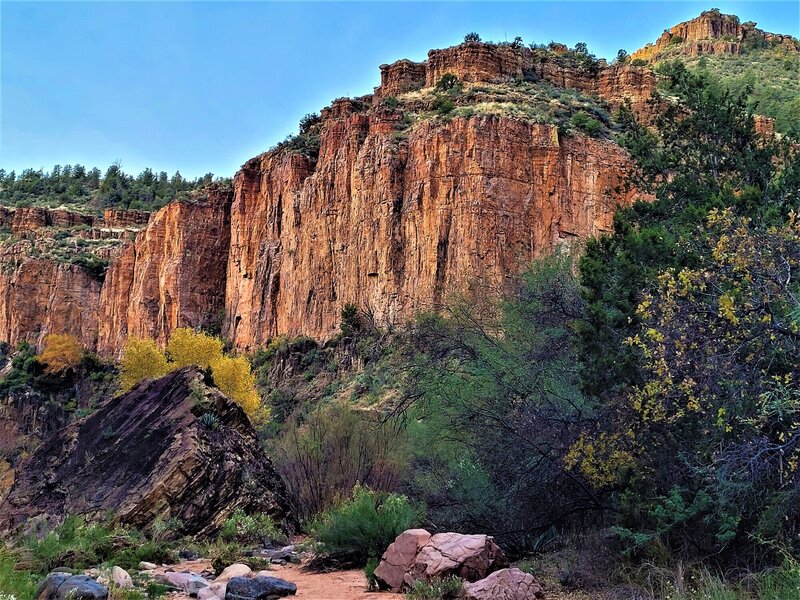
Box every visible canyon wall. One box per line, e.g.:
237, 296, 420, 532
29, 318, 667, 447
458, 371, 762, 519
223, 111, 639, 348
97, 189, 232, 354
1, 41, 656, 355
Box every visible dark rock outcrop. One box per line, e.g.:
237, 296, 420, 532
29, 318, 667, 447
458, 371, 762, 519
0, 367, 292, 535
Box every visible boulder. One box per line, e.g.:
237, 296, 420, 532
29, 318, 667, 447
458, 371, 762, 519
0, 367, 294, 536
111, 566, 133, 589
36, 574, 109, 600
198, 582, 228, 600
138, 561, 157, 571
464, 568, 544, 600
373, 528, 432, 591
374, 530, 508, 591
215, 564, 252, 582
225, 576, 297, 599
158, 572, 210, 595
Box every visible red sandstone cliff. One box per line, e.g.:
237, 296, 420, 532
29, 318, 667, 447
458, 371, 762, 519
1, 40, 660, 355
222, 112, 640, 348
0, 190, 231, 355
98, 188, 232, 355
632, 9, 799, 62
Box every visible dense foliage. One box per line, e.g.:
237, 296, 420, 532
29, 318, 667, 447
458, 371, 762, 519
308, 485, 420, 567
654, 45, 800, 136
575, 60, 800, 569
0, 163, 226, 213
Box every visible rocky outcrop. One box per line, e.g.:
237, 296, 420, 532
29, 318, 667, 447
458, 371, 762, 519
632, 10, 800, 62
374, 530, 508, 591
0, 366, 293, 535
378, 60, 426, 97
98, 189, 232, 355
223, 112, 640, 347
102, 208, 150, 229
376, 43, 657, 118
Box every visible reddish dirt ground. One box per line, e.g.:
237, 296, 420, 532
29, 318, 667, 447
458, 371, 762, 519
270, 563, 402, 599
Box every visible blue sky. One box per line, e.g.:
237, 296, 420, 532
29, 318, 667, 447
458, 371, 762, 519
2, 1, 798, 179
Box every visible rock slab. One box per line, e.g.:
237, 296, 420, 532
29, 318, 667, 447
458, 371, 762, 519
0, 367, 293, 535
464, 568, 545, 600
36, 573, 109, 600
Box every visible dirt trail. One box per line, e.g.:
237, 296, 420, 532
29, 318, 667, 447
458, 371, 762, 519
270, 563, 402, 599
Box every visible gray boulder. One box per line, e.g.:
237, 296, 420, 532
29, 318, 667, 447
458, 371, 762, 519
36, 573, 109, 600
225, 575, 297, 599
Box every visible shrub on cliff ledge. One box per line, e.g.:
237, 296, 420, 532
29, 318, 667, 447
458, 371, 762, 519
119, 338, 170, 391
569, 110, 603, 137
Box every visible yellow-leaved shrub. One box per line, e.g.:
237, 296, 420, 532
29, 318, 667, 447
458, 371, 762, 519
166, 328, 224, 368
39, 333, 83, 374
118, 328, 262, 419
209, 355, 261, 418
119, 337, 171, 391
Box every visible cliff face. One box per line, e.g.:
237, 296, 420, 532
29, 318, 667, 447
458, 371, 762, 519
2, 41, 654, 355
0, 257, 102, 350
223, 111, 640, 347
0, 190, 231, 355
98, 188, 232, 355
632, 10, 800, 62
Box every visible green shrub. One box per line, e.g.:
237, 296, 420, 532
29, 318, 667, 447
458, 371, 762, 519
308, 485, 421, 567
406, 576, 464, 600
756, 561, 800, 600
569, 110, 603, 137
22, 516, 177, 574
219, 510, 283, 547
631, 58, 649, 66
206, 540, 244, 576
364, 557, 379, 591
0, 547, 38, 600
435, 74, 459, 92
432, 96, 455, 116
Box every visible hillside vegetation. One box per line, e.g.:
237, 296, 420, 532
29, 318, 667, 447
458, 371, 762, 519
0, 163, 228, 213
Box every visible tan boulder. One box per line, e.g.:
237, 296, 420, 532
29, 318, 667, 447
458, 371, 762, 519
214, 564, 252, 583
464, 568, 544, 600
410, 533, 508, 584
373, 528, 432, 591
374, 530, 508, 591
111, 566, 133, 589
